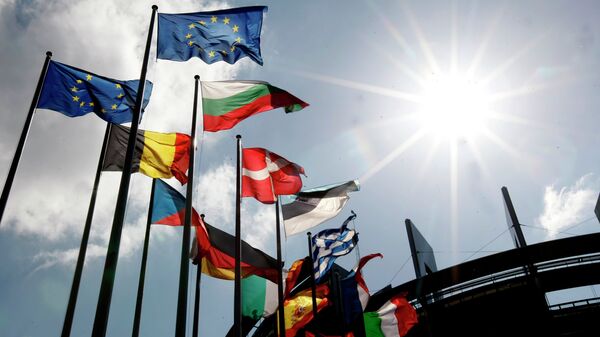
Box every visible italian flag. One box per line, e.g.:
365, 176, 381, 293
201, 80, 308, 132
241, 275, 280, 320
363, 294, 418, 337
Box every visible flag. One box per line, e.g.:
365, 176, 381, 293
242, 148, 305, 204
157, 6, 267, 65
312, 213, 359, 283
341, 253, 383, 324
242, 275, 280, 320
363, 293, 418, 337
282, 180, 360, 236
284, 284, 330, 337
284, 258, 308, 298
37, 60, 153, 124
102, 124, 191, 184
150, 179, 279, 281
201, 81, 308, 132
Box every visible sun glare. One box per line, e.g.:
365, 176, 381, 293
418, 74, 491, 138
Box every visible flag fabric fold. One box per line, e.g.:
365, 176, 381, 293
341, 253, 384, 324
242, 147, 305, 204
157, 6, 267, 65
37, 60, 153, 124
201, 80, 308, 132
150, 179, 279, 281
282, 180, 360, 236
102, 125, 191, 184
312, 213, 359, 283
363, 293, 418, 337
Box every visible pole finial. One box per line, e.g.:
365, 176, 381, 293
307, 232, 311, 236
200, 214, 205, 219
236, 134, 242, 139
46, 51, 53, 57
194, 75, 200, 80
152, 5, 158, 10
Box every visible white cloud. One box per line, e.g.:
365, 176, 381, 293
537, 174, 598, 236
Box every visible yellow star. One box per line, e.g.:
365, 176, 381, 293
80, 101, 85, 107
111, 104, 117, 110
235, 37, 242, 43
211, 16, 217, 23
230, 45, 236, 52
89, 102, 94, 107
70, 86, 78, 92
198, 20, 206, 26
223, 17, 230, 25
115, 84, 121, 89
72, 96, 80, 102
101, 108, 106, 113
117, 93, 124, 98
208, 50, 215, 58
76, 79, 83, 84
188, 40, 194, 46
232, 25, 239, 33
186, 33, 192, 39
86, 74, 92, 81
188, 23, 195, 29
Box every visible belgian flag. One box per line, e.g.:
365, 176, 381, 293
102, 124, 191, 184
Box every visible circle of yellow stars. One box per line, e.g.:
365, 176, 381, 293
184, 15, 243, 58
70, 74, 126, 113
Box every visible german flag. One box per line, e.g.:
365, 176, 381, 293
102, 124, 191, 184
151, 179, 279, 282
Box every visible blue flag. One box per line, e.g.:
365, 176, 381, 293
37, 61, 153, 124
312, 213, 359, 283
157, 6, 267, 65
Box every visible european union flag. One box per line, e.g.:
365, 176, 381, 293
37, 61, 153, 124
157, 6, 267, 65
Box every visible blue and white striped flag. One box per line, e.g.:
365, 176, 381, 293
311, 213, 359, 282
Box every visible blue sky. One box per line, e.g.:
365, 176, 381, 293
0, 0, 599, 336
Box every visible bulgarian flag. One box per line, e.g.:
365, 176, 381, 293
242, 147, 305, 204
201, 80, 308, 132
363, 293, 418, 337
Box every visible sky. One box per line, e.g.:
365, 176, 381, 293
0, 0, 599, 336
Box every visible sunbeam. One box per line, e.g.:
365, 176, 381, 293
360, 128, 427, 183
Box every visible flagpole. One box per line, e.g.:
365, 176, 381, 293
175, 74, 200, 337
91, 6, 157, 337
61, 122, 112, 337
131, 178, 157, 337
275, 198, 286, 337
0, 51, 52, 224
306, 232, 318, 320
192, 214, 204, 337
234, 134, 242, 337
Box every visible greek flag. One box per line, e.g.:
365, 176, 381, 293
311, 213, 359, 283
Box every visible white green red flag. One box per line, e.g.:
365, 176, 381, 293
242, 147, 305, 204
201, 80, 308, 132
363, 293, 418, 337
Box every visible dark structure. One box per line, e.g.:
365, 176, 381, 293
249, 187, 600, 337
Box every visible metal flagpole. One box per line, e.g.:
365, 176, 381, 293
131, 178, 157, 337
234, 134, 242, 337
192, 214, 205, 337
306, 232, 318, 319
275, 198, 286, 337
175, 75, 200, 337
61, 123, 112, 337
91, 5, 157, 337
0, 51, 52, 224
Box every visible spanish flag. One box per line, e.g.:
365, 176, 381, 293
102, 124, 191, 184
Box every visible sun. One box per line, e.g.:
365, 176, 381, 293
417, 73, 491, 139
